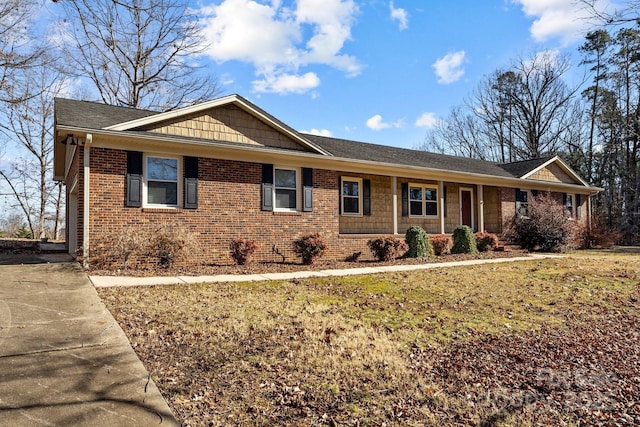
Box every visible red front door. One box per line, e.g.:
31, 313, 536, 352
461, 190, 472, 228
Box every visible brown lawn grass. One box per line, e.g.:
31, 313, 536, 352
98, 250, 640, 426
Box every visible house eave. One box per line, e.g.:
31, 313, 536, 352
54, 124, 602, 194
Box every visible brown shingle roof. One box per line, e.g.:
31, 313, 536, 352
303, 134, 517, 178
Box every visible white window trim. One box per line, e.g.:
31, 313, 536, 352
273, 166, 300, 212
408, 183, 439, 218
143, 153, 182, 208
341, 176, 363, 216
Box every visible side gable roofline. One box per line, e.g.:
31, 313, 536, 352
520, 155, 588, 187
104, 94, 333, 156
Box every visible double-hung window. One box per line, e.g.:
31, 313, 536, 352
274, 167, 298, 211
516, 189, 528, 217
564, 193, 574, 217
409, 184, 438, 217
145, 155, 179, 207
341, 177, 362, 215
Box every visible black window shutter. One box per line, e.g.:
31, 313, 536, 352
261, 164, 274, 211
443, 185, 447, 217
338, 177, 342, 214
303, 168, 313, 212
363, 179, 371, 216
126, 151, 143, 207
531, 189, 538, 199
184, 156, 198, 209
401, 183, 408, 217
562, 193, 567, 206
576, 194, 582, 219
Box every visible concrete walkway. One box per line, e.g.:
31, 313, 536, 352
90, 253, 560, 288
0, 254, 179, 426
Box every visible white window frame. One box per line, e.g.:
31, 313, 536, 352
408, 183, 439, 218
273, 167, 300, 212
341, 176, 363, 216
143, 154, 182, 208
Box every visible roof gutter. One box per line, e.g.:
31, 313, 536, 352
55, 124, 604, 193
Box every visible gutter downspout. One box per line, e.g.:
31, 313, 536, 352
83, 134, 92, 268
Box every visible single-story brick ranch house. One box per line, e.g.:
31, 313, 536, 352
53, 94, 601, 265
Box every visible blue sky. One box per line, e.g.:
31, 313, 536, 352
193, 0, 614, 149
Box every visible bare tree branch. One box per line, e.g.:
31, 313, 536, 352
53, 0, 220, 111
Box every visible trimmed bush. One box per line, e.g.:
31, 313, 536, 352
451, 225, 478, 254
367, 236, 408, 261
474, 231, 499, 252
405, 226, 433, 258
430, 235, 452, 256
505, 192, 578, 252
293, 233, 328, 265
230, 238, 258, 265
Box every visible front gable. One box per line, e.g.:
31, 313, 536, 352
104, 94, 331, 155
139, 104, 310, 151
527, 162, 578, 184
521, 156, 587, 186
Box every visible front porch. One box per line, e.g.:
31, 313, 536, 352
338, 174, 503, 237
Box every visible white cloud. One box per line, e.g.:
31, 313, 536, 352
432, 51, 466, 84
415, 112, 439, 129
390, 1, 408, 30
512, 0, 611, 45
302, 128, 333, 137
199, 0, 361, 95
253, 72, 320, 94
366, 114, 404, 131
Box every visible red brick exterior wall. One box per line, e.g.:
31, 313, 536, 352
83, 147, 359, 265
72, 147, 591, 266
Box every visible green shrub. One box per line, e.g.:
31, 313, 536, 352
505, 193, 578, 252
293, 233, 328, 265
474, 231, 499, 252
13, 225, 32, 239
430, 235, 452, 256
405, 226, 433, 258
451, 225, 478, 254
367, 236, 408, 261
230, 238, 258, 265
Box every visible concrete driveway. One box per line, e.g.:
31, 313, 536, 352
0, 254, 179, 426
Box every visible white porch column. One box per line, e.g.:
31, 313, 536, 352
439, 181, 445, 234
392, 176, 398, 234
587, 193, 593, 231
82, 134, 92, 268
479, 184, 485, 232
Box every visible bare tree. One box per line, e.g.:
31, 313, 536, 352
52, 0, 219, 110
0, 62, 67, 239
0, 0, 45, 102
422, 52, 584, 162
579, 0, 640, 25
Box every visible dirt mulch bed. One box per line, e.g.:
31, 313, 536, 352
89, 249, 528, 277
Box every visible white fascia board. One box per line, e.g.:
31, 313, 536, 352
57, 125, 603, 194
